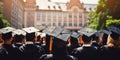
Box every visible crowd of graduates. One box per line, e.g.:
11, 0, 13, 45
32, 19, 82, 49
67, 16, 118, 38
0, 26, 120, 60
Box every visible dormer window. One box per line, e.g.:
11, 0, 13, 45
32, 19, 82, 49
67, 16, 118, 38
48, 6, 50, 9
89, 8, 92, 11
84, 8, 86, 11
53, 6, 56, 9
36, 5, 39, 10
48, 0, 51, 2
58, 6, 61, 9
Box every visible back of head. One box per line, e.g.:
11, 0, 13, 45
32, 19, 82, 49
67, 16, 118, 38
107, 26, 120, 48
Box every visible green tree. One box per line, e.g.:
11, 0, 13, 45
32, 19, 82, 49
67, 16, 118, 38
106, 20, 120, 29
89, 0, 120, 30
0, 4, 11, 28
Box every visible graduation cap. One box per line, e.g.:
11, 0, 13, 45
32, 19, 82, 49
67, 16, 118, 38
1, 27, 16, 41
42, 27, 56, 34
23, 27, 40, 33
23, 27, 39, 41
51, 27, 63, 37
42, 27, 57, 53
60, 29, 71, 34
13, 29, 26, 36
1, 27, 16, 34
51, 33, 71, 55
12, 29, 26, 42
70, 32, 80, 42
70, 32, 80, 47
108, 27, 120, 40
71, 32, 80, 39
81, 30, 97, 43
53, 33, 71, 48
99, 30, 111, 42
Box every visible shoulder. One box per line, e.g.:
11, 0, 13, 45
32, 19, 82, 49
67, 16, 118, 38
40, 54, 53, 60
71, 47, 83, 55
0, 47, 8, 55
67, 55, 78, 60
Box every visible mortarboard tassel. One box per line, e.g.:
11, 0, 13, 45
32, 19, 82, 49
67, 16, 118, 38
49, 37, 53, 54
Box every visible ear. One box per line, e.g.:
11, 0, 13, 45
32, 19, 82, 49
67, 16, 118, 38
34, 32, 38, 42
22, 36, 26, 44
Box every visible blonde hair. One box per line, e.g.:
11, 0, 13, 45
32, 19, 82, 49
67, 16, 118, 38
107, 35, 120, 48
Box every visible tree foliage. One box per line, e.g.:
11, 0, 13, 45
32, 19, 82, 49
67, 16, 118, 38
106, 20, 120, 29
0, 4, 11, 28
89, 0, 120, 30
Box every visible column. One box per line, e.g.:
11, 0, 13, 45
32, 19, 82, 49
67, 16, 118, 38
77, 13, 79, 27
62, 13, 64, 27
67, 13, 69, 27
45, 12, 47, 26
51, 12, 53, 27
82, 13, 84, 27
24, 11, 27, 27
56, 12, 58, 27
72, 13, 74, 27
34, 11, 37, 27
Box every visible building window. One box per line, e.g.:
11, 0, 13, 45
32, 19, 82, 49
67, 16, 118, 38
42, 12, 46, 17
79, 22, 82, 26
48, 6, 50, 9
64, 23, 67, 26
53, 13, 56, 18
74, 14, 77, 18
69, 23, 72, 26
53, 23, 56, 26
84, 8, 86, 11
79, 14, 82, 18
74, 23, 77, 27
58, 13, 62, 18
69, 13, 72, 18
37, 12, 40, 17
58, 23, 61, 26
89, 8, 92, 11
58, 6, 61, 10
63, 13, 67, 18
37, 17, 40, 20
53, 6, 56, 10
47, 13, 51, 18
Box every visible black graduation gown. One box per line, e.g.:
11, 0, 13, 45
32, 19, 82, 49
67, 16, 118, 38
91, 41, 102, 50
0, 47, 8, 60
13, 43, 25, 60
39, 54, 78, 60
34, 42, 42, 47
4, 44, 21, 60
98, 45, 120, 60
72, 45, 97, 60
66, 44, 80, 55
23, 44, 45, 60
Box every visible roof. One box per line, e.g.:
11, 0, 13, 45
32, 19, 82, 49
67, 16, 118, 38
37, 0, 67, 11
51, 0, 98, 4
36, 0, 98, 11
